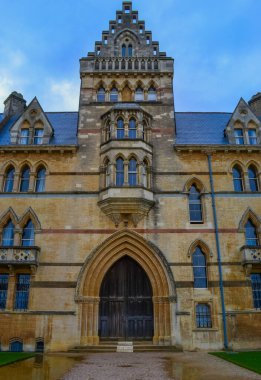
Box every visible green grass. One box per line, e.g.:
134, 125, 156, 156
210, 351, 261, 375
0, 352, 35, 367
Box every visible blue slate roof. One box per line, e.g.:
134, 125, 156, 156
0, 112, 78, 146
175, 112, 231, 145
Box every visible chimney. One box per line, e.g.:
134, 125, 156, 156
3, 91, 26, 118
248, 92, 261, 117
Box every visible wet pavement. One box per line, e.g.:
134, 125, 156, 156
61, 352, 261, 380
0, 352, 260, 380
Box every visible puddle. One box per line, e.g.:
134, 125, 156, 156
0, 354, 84, 380
166, 359, 201, 380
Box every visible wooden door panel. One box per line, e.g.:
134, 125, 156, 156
99, 256, 154, 340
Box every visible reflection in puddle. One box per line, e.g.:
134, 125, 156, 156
0, 354, 83, 380
167, 360, 201, 380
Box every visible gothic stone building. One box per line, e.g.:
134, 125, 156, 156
0, 2, 260, 352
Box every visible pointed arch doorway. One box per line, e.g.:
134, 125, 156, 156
99, 256, 153, 340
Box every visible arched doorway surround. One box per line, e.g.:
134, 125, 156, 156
75, 230, 176, 345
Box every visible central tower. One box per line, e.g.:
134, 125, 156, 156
78, 1, 175, 227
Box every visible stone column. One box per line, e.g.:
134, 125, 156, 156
124, 160, 129, 186
29, 172, 36, 192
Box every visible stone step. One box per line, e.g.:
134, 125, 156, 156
69, 344, 181, 353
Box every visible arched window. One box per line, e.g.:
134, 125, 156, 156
3, 167, 15, 192
128, 118, 137, 139
128, 158, 137, 186
128, 44, 133, 57
117, 118, 124, 139
189, 185, 203, 223
97, 87, 106, 102
19, 166, 30, 192
234, 129, 244, 145
33, 129, 44, 145
122, 44, 126, 57
196, 304, 212, 328
192, 247, 207, 288
110, 88, 118, 102
248, 129, 257, 145
10, 340, 23, 352
22, 220, 34, 247
19, 125, 30, 145
245, 219, 259, 246
233, 165, 244, 191
116, 158, 124, 187
35, 339, 44, 353
135, 87, 144, 101
248, 165, 259, 192
35, 167, 46, 192
148, 86, 157, 101
2, 220, 14, 246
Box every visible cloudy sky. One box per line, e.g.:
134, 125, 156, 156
0, 0, 260, 112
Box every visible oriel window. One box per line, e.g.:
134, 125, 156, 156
117, 118, 125, 139
116, 158, 124, 187
128, 158, 137, 186
128, 118, 137, 139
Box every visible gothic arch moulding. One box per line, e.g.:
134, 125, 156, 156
75, 229, 176, 346
183, 176, 206, 193
238, 208, 261, 233
188, 239, 213, 258
19, 207, 41, 232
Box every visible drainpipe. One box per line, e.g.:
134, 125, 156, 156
207, 154, 228, 350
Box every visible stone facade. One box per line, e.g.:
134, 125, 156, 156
0, 1, 260, 352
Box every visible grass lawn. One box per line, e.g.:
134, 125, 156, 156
210, 351, 261, 375
0, 352, 35, 367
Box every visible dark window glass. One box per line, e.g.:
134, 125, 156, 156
148, 87, 157, 101
128, 44, 133, 57
192, 247, 207, 288
10, 341, 23, 352
234, 129, 244, 145
189, 185, 203, 223
117, 118, 124, 139
248, 166, 259, 192
33, 129, 44, 145
232, 166, 243, 191
128, 118, 137, 139
19, 166, 30, 192
135, 87, 144, 101
22, 220, 34, 247
110, 88, 118, 102
14, 274, 30, 311
36, 340, 44, 352
35, 168, 46, 192
0, 274, 9, 310
196, 304, 212, 328
97, 88, 106, 102
116, 158, 124, 187
128, 158, 137, 186
245, 219, 258, 246
19, 129, 29, 145
248, 129, 257, 145
2, 220, 14, 246
251, 274, 261, 309
4, 167, 15, 192
122, 44, 126, 57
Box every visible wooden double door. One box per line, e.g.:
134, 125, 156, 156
99, 256, 154, 340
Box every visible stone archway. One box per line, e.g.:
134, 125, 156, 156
75, 230, 176, 345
